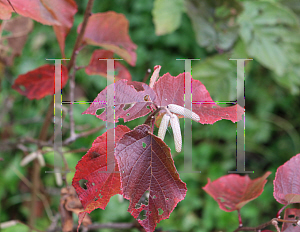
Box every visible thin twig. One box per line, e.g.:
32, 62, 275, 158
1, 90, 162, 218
63, 125, 105, 145
29, 99, 53, 229
47, 213, 60, 232
87, 222, 136, 230
233, 220, 273, 232
66, 0, 94, 155
67, 0, 94, 71
12, 167, 54, 221
272, 219, 280, 232
69, 69, 76, 140
233, 218, 299, 232
142, 68, 152, 83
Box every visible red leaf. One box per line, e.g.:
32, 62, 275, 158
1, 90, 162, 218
274, 154, 300, 205
115, 124, 187, 232
282, 208, 300, 231
0, 0, 77, 28
203, 172, 271, 212
83, 79, 156, 122
153, 73, 244, 124
0, 0, 77, 57
12, 64, 68, 100
85, 49, 131, 81
72, 125, 130, 214
78, 12, 137, 66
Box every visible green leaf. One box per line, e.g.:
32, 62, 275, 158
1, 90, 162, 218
238, 1, 300, 76
152, 0, 185, 35
185, 0, 242, 51
273, 66, 300, 95
281, 0, 300, 19
192, 54, 245, 101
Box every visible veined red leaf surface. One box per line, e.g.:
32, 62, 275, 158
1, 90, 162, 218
0, 0, 77, 27
274, 154, 300, 205
153, 73, 244, 125
282, 208, 300, 232
78, 12, 137, 66
115, 124, 187, 232
203, 172, 271, 212
85, 49, 131, 81
12, 64, 68, 100
83, 79, 156, 122
72, 125, 130, 230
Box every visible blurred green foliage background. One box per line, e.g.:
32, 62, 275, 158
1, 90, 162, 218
1, 0, 300, 231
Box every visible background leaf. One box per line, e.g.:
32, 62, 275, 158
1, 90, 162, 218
0, 16, 33, 66
274, 153, 300, 205
78, 12, 137, 66
238, 1, 300, 76
0, 0, 77, 27
203, 172, 271, 212
185, 0, 242, 51
152, 0, 184, 36
85, 49, 131, 81
12, 64, 68, 100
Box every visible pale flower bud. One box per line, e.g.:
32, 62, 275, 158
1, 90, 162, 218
158, 113, 170, 141
168, 104, 200, 122
170, 113, 182, 153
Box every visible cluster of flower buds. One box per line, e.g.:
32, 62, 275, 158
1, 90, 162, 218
157, 104, 200, 152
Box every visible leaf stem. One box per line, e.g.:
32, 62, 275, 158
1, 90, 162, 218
276, 205, 288, 218
29, 99, 53, 230
6, 0, 17, 14
237, 209, 243, 227
63, 125, 106, 145
144, 107, 162, 126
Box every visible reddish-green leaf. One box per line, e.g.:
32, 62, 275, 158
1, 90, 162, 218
0, 1, 12, 20
53, 25, 72, 58
0, 0, 77, 27
203, 172, 271, 212
115, 124, 187, 232
153, 73, 244, 125
12, 64, 68, 100
72, 125, 130, 213
78, 12, 137, 66
274, 154, 300, 205
0, 16, 33, 66
83, 79, 156, 122
85, 49, 131, 81
0, 0, 77, 57
282, 208, 300, 232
